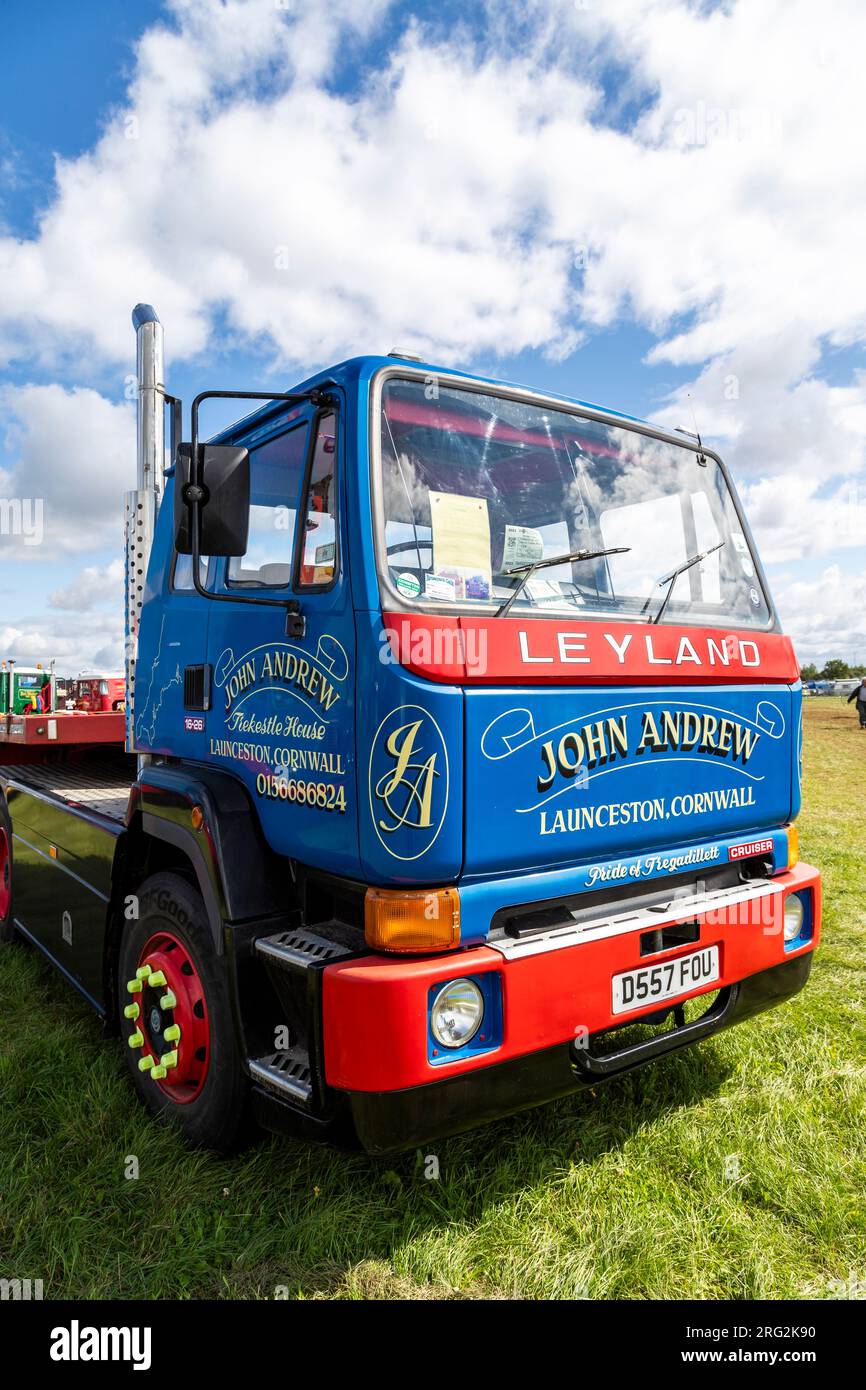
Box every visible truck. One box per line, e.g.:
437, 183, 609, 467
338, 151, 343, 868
70, 672, 126, 712
0, 305, 820, 1154
0, 660, 125, 765
0, 662, 56, 715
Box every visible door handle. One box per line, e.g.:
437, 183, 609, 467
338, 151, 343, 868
285, 602, 306, 639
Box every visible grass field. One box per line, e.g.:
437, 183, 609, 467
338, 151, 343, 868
1, 700, 864, 1300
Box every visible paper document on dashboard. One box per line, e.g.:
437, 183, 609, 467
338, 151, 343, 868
429, 491, 492, 600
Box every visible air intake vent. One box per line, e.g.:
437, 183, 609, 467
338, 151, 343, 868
183, 664, 211, 711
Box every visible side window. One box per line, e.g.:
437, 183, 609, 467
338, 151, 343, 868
297, 412, 338, 588
172, 553, 209, 591
227, 422, 309, 588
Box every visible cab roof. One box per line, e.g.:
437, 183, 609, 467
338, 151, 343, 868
213, 354, 653, 449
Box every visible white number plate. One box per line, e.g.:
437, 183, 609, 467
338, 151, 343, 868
611, 945, 720, 1017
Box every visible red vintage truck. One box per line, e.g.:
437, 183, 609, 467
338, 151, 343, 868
70, 674, 126, 713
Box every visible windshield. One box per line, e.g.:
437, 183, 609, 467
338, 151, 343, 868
377, 377, 771, 627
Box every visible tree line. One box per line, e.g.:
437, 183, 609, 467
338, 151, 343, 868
799, 660, 866, 680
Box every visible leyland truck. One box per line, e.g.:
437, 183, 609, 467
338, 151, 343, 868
0, 305, 820, 1153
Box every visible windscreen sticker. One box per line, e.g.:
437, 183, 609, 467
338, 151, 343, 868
502, 524, 544, 570
424, 572, 456, 602
732, 534, 755, 577
526, 576, 571, 603
429, 490, 492, 596
396, 571, 422, 598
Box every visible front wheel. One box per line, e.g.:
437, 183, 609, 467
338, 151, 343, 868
117, 872, 251, 1152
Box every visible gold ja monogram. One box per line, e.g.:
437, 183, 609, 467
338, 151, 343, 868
375, 719, 439, 833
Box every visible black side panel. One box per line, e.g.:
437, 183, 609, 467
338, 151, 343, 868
137, 762, 289, 942
4, 783, 121, 1010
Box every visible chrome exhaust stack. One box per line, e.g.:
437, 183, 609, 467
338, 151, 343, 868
133, 304, 165, 499
125, 303, 165, 756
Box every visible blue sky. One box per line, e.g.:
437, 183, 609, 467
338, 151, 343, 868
1, 0, 864, 669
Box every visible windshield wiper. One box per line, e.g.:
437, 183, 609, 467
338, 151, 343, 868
495, 547, 630, 617
641, 541, 725, 625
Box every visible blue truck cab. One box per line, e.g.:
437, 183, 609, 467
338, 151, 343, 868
0, 308, 820, 1153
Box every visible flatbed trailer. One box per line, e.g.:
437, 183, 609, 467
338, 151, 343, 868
0, 751, 133, 1010
0, 711, 125, 763
0, 304, 821, 1155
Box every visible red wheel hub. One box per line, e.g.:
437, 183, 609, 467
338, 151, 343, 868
133, 931, 210, 1103
0, 828, 10, 920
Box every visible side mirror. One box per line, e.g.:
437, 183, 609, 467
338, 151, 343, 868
174, 443, 250, 557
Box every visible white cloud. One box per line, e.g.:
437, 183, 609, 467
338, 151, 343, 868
1, 0, 865, 376
0, 0, 864, 660
0, 385, 135, 556
0, 611, 124, 671
49, 558, 124, 611
739, 473, 866, 568
775, 564, 866, 667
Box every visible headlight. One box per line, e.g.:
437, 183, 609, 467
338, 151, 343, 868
430, 978, 484, 1048
783, 894, 804, 941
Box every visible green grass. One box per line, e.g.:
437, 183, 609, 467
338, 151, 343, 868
1, 700, 864, 1300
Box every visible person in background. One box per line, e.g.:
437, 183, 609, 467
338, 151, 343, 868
846, 677, 866, 728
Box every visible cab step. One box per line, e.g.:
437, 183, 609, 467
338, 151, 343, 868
249, 1047, 313, 1104
250, 924, 360, 1114
255, 925, 352, 969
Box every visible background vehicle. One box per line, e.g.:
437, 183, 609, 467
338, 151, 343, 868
0, 662, 55, 715
0, 306, 820, 1154
71, 673, 126, 712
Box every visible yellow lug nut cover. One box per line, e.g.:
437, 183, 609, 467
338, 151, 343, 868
148, 970, 167, 988
127, 978, 143, 994
160, 990, 177, 1012
163, 1024, 181, 1044
136, 965, 152, 981
151, 1065, 167, 1081
138, 1055, 155, 1072
124, 1003, 140, 1021
127, 1029, 144, 1049
160, 1051, 178, 1070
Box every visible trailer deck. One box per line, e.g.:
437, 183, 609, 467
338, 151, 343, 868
0, 710, 125, 760
0, 750, 134, 822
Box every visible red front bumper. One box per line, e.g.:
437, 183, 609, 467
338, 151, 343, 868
323, 862, 821, 1094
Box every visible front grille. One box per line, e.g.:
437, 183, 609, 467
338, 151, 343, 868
486, 875, 777, 962
491, 860, 760, 943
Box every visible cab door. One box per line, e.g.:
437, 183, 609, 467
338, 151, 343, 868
205, 403, 358, 876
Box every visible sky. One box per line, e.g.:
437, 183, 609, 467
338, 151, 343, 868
1, 0, 864, 670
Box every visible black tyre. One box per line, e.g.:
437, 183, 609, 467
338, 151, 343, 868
0, 797, 15, 943
117, 871, 250, 1152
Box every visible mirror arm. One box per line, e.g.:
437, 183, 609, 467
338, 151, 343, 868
162, 391, 182, 466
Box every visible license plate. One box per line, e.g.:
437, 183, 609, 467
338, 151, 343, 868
611, 945, 720, 1017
